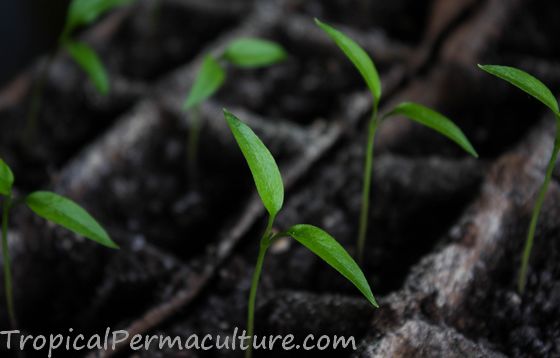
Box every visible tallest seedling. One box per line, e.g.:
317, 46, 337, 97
479, 65, 560, 293
315, 19, 478, 263
223, 110, 377, 358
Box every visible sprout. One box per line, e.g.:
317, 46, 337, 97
223, 110, 377, 358
315, 19, 478, 263
0, 158, 118, 328
479, 64, 560, 293
183, 38, 287, 181
25, 0, 135, 141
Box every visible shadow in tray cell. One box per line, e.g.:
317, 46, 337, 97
0, 61, 143, 191
84, 108, 254, 258
104, 0, 241, 81
496, 0, 560, 59
267, 145, 483, 297
215, 27, 368, 125
380, 64, 547, 160
287, 0, 434, 45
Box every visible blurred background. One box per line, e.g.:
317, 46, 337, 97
0, 0, 69, 86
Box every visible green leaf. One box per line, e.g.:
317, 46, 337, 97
223, 110, 284, 218
223, 38, 287, 68
184, 55, 226, 110
65, 41, 110, 95
478, 64, 560, 116
385, 102, 478, 157
0, 158, 14, 196
26, 191, 118, 249
64, 0, 134, 36
285, 224, 378, 307
315, 18, 381, 105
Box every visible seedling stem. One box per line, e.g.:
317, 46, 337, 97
246, 215, 274, 358
519, 124, 560, 293
1, 194, 16, 328
357, 104, 378, 263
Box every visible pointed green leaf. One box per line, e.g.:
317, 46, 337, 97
26, 191, 118, 249
0, 159, 14, 196
385, 102, 478, 157
478, 64, 559, 116
223, 110, 284, 217
64, 0, 134, 36
65, 41, 109, 95
184, 55, 226, 110
223, 38, 287, 68
315, 18, 381, 105
285, 224, 378, 307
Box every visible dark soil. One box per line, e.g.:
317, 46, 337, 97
216, 25, 367, 125
457, 191, 560, 357
270, 146, 483, 296
77, 107, 253, 258
0, 68, 142, 190
495, 0, 560, 59
287, 0, 433, 44
102, 0, 241, 82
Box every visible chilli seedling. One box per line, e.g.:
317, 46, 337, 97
183, 38, 287, 180
223, 110, 377, 358
0, 158, 118, 328
25, 0, 135, 141
479, 64, 560, 293
315, 19, 478, 263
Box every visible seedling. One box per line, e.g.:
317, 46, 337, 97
223, 110, 377, 358
183, 38, 287, 180
25, 0, 134, 141
0, 158, 118, 328
315, 19, 478, 263
479, 65, 560, 293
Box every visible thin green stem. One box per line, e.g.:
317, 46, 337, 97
2, 194, 16, 328
357, 104, 379, 264
187, 106, 202, 187
246, 216, 274, 358
518, 125, 560, 293
24, 51, 55, 145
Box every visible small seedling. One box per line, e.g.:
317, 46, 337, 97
183, 38, 287, 180
315, 19, 478, 263
479, 64, 560, 293
0, 158, 118, 328
25, 0, 135, 141
223, 110, 377, 358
